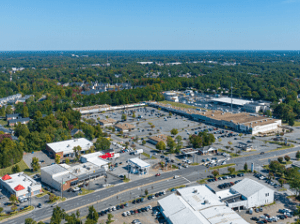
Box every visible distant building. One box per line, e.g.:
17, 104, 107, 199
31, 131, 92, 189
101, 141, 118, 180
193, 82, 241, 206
45, 138, 93, 159
148, 134, 169, 145
137, 62, 153, 65
114, 123, 135, 132
8, 117, 30, 127
163, 91, 179, 102
6, 113, 20, 121
197, 146, 218, 155
98, 118, 117, 127
128, 158, 150, 175
80, 152, 109, 170
0, 173, 42, 199
70, 128, 83, 137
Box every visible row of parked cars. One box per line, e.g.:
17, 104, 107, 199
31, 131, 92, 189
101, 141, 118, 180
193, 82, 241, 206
218, 180, 242, 189
207, 173, 244, 183
250, 208, 294, 223
122, 205, 152, 217
254, 173, 279, 188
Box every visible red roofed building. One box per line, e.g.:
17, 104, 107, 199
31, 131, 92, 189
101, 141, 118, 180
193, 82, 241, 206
2, 174, 12, 181
0, 173, 41, 199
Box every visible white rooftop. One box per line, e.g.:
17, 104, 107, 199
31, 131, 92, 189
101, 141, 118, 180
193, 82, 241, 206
231, 178, 273, 198
216, 189, 236, 199
129, 158, 150, 168
87, 157, 108, 167
211, 97, 252, 106
1, 173, 41, 193
81, 151, 104, 159
47, 138, 93, 154
159, 186, 249, 224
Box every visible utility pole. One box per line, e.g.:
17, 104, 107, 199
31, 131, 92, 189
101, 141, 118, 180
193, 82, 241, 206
61, 178, 64, 199
231, 82, 233, 113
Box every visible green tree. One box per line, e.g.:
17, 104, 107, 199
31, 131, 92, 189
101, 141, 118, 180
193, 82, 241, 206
86, 206, 98, 224
65, 158, 70, 164
0, 107, 6, 117
15, 123, 30, 138
6, 105, 13, 115
12, 164, 21, 173
238, 133, 243, 139
34, 111, 43, 120
244, 163, 248, 171
167, 136, 176, 152
73, 146, 82, 161
228, 167, 235, 175
22, 106, 29, 118
31, 157, 40, 171
50, 206, 65, 224
170, 128, 178, 135
156, 141, 166, 151
55, 154, 61, 164
284, 155, 290, 162
121, 114, 127, 121
106, 213, 114, 224
142, 140, 146, 145
212, 170, 219, 177
9, 194, 18, 204
145, 189, 148, 195
278, 178, 286, 187
94, 137, 111, 151
251, 136, 255, 143
25, 218, 37, 224
278, 157, 283, 163
296, 151, 300, 160
0, 207, 3, 213
218, 138, 222, 143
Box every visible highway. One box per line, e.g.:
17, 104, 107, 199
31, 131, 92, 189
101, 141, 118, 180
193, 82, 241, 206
2, 145, 300, 224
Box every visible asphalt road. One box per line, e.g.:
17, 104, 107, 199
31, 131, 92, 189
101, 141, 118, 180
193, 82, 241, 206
3, 145, 300, 224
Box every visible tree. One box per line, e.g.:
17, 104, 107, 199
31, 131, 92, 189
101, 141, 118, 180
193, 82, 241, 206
169, 112, 172, 116
86, 206, 98, 224
9, 194, 18, 204
175, 135, 183, 151
6, 105, 13, 115
94, 137, 111, 151
132, 113, 136, 118
170, 128, 178, 135
50, 206, 65, 224
22, 106, 29, 118
278, 178, 286, 187
244, 162, 248, 171
25, 218, 37, 224
156, 141, 166, 151
218, 138, 222, 143
12, 164, 21, 173
145, 189, 148, 195
106, 213, 114, 224
238, 133, 243, 139
228, 141, 232, 146
121, 114, 127, 121
31, 157, 40, 171
73, 146, 82, 161
65, 158, 70, 164
251, 136, 255, 143
278, 157, 283, 163
284, 155, 290, 162
296, 151, 300, 160
228, 167, 235, 175
15, 123, 30, 138
55, 154, 61, 164
0, 207, 3, 213
167, 136, 176, 152
212, 170, 219, 177
142, 140, 146, 145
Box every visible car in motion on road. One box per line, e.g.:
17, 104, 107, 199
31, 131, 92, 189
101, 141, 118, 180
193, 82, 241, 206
155, 173, 161, 177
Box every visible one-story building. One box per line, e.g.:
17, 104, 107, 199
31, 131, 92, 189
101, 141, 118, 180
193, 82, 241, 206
6, 113, 20, 121
128, 158, 150, 175
8, 117, 30, 127
98, 118, 117, 127
0, 173, 42, 199
197, 146, 218, 155
45, 138, 94, 159
114, 123, 135, 132
80, 152, 109, 171
41, 163, 106, 191
158, 185, 248, 224
148, 134, 169, 145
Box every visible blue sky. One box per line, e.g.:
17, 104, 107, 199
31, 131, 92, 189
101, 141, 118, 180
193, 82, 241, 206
1, 0, 300, 50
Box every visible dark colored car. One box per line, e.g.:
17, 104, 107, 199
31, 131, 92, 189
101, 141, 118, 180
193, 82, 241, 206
138, 209, 142, 213
120, 204, 124, 209
140, 197, 144, 202
130, 210, 135, 215
37, 203, 42, 208
251, 217, 259, 221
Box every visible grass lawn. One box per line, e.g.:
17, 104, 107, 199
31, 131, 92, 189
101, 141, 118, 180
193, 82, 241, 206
268, 144, 294, 152
159, 101, 198, 109
292, 121, 300, 127
0, 160, 30, 176
0, 119, 7, 126
0, 206, 34, 221
209, 163, 235, 170
79, 188, 95, 196
142, 152, 156, 159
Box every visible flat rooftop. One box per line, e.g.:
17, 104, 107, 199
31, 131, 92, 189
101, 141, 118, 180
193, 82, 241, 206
114, 123, 135, 130
46, 138, 93, 154
1, 173, 41, 192
210, 97, 252, 106
148, 134, 169, 143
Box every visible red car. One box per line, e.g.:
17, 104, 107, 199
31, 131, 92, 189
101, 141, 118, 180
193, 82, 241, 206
155, 173, 161, 177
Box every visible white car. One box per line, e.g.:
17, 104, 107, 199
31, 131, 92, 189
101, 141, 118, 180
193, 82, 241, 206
73, 187, 81, 192
126, 211, 131, 216
173, 175, 179, 179
122, 212, 127, 217
147, 205, 152, 210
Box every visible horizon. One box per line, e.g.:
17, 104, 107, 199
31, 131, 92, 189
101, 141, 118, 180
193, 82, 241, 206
1, 0, 300, 51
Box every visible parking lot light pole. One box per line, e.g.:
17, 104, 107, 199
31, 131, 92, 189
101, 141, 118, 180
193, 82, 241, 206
61, 178, 64, 199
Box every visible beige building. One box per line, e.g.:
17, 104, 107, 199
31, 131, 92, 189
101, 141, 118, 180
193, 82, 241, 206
114, 123, 135, 132
98, 118, 117, 127
148, 134, 169, 145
